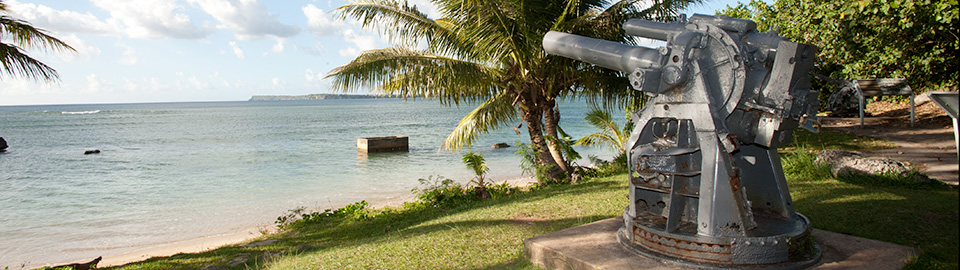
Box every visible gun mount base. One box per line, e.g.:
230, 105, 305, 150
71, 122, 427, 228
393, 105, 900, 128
619, 212, 820, 269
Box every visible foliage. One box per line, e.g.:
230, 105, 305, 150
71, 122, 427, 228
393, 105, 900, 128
410, 175, 471, 208
718, 0, 959, 92
545, 126, 582, 164
575, 106, 633, 155
513, 141, 565, 185
275, 200, 369, 229
514, 142, 538, 177
409, 175, 520, 209
0, 1, 75, 81
327, 0, 702, 182
579, 153, 628, 178
461, 152, 489, 185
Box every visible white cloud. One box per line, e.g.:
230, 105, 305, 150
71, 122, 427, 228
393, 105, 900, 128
0, 79, 61, 98
123, 78, 139, 91
56, 34, 101, 62
296, 42, 327, 56
149, 77, 170, 91
228, 41, 246, 59
304, 69, 325, 82
188, 75, 210, 89
86, 74, 113, 93
91, 0, 213, 39
117, 43, 138, 65
338, 29, 377, 57
7, 0, 121, 35
271, 38, 286, 53
271, 77, 285, 89
188, 0, 300, 41
338, 47, 360, 57
302, 4, 343, 37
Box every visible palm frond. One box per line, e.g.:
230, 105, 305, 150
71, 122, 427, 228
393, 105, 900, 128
334, 0, 466, 56
575, 106, 628, 154
462, 151, 489, 179
326, 47, 500, 105
442, 91, 520, 151
0, 42, 59, 81
0, 16, 75, 53
575, 133, 618, 150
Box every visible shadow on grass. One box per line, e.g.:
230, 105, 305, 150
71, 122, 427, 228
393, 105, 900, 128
789, 173, 958, 270
785, 128, 896, 152
780, 128, 958, 269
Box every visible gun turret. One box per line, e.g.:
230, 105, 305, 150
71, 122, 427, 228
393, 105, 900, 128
543, 15, 821, 268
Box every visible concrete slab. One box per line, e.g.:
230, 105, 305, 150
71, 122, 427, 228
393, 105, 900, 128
525, 218, 917, 270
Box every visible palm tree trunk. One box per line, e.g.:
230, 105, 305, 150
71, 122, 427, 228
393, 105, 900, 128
542, 103, 569, 174
521, 101, 565, 182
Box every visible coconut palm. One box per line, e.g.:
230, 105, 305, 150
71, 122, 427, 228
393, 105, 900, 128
0, 1, 75, 81
575, 106, 632, 155
461, 151, 490, 199
327, 0, 699, 182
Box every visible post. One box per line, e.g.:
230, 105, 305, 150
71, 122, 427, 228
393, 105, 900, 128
910, 92, 916, 127
856, 80, 866, 127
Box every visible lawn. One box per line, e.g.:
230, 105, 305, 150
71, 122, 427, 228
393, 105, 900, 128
98, 128, 957, 270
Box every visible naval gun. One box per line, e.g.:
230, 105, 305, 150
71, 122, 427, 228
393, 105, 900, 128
544, 15, 821, 268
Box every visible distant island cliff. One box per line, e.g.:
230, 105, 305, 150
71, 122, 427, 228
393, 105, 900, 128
249, 94, 390, 101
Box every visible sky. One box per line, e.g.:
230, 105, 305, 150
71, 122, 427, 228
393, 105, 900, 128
0, 0, 746, 106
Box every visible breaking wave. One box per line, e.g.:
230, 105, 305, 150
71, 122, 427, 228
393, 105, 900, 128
61, 110, 101, 115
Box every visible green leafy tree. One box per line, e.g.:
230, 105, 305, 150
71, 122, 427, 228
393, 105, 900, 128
575, 106, 632, 156
462, 151, 490, 199
327, 0, 699, 182
718, 0, 958, 91
0, 1, 75, 81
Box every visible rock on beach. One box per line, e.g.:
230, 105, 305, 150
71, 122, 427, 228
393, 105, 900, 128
814, 149, 924, 181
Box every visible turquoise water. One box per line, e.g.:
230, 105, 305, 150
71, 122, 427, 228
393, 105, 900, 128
0, 99, 620, 267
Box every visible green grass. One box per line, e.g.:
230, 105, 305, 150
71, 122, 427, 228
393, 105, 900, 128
781, 129, 958, 270
97, 128, 957, 270
784, 128, 898, 152
103, 177, 629, 270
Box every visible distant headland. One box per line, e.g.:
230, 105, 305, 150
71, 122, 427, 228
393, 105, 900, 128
249, 94, 390, 101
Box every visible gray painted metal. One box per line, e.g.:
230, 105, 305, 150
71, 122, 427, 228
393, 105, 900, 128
854, 78, 915, 127
928, 92, 959, 162
544, 14, 820, 268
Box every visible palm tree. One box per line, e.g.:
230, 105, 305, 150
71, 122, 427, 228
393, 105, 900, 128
461, 151, 490, 199
327, 0, 699, 182
575, 106, 632, 156
0, 1, 75, 81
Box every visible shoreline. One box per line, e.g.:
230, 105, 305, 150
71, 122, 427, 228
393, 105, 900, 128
89, 175, 538, 268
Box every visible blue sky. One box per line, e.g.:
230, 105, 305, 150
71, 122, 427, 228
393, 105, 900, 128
0, 0, 746, 105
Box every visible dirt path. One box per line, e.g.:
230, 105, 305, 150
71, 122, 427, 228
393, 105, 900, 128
820, 96, 958, 185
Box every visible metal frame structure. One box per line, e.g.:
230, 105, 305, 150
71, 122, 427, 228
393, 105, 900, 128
854, 78, 915, 127
928, 92, 959, 162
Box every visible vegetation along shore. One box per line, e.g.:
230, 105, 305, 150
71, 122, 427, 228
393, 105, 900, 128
27, 128, 953, 270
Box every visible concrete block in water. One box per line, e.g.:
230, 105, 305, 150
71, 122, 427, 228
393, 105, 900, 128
357, 136, 409, 153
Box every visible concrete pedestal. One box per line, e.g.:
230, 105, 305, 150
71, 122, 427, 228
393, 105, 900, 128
525, 218, 916, 270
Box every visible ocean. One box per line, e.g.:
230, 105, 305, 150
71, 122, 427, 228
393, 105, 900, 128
0, 99, 621, 268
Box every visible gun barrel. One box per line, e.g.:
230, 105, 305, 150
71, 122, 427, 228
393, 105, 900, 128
622, 19, 686, 41
543, 31, 662, 73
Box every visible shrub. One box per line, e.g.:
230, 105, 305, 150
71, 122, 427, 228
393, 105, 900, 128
275, 200, 370, 228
